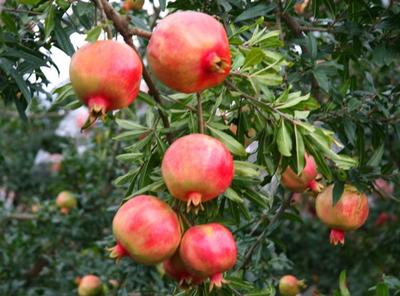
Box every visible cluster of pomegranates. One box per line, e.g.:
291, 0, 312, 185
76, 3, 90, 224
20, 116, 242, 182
109, 134, 237, 290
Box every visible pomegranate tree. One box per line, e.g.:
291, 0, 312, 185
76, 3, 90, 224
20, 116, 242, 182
179, 223, 237, 291
147, 11, 231, 93
163, 251, 203, 288
281, 153, 322, 193
55, 191, 77, 214
78, 275, 103, 296
279, 275, 305, 296
316, 184, 369, 245
110, 195, 181, 264
161, 134, 234, 211
69, 40, 142, 127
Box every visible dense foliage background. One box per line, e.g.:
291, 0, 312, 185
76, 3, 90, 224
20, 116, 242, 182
1, 0, 400, 295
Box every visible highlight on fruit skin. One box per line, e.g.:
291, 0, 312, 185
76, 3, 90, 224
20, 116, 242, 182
179, 223, 237, 291
315, 184, 369, 245
122, 0, 144, 11
110, 195, 182, 265
279, 275, 306, 296
69, 40, 143, 129
77, 274, 103, 296
55, 191, 77, 214
163, 251, 204, 288
147, 11, 231, 93
281, 153, 323, 193
161, 134, 234, 212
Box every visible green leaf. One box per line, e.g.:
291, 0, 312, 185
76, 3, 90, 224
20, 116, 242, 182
277, 119, 292, 157
225, 188, 244, 203
375, 283, 389, 296
276, 93, 310, 110
113, 168, 140, 186
17, 0, 41, 4
113, 130, 147, 141
234, 161, 263, 177
243, 48, 265, 68
294, 125, 305, 174
0, 58, 32, 103
234, 3, 275, 22
85, 26, 102, 42
367, 144, 384, 167
115, 119, 147, 130
52, 83, 76, 107
208, 126, 247, 157
116, 153, 143, 161
307, 33, 318, 59
54, 19, 75, 56
129, 179, 165, 197
55, 0, 70, 10
44, 5, 56, 39
339, 270, 351, 296
332, 181, 344, 206
159, 0, 167, 11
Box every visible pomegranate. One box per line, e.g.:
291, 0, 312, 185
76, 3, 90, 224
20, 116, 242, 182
179, 223, 237, 291
375, 212, 397, 227
279, 275, 305, 296
374, 178, 394, 195
123, 0, 144, 11
281, 153, 322, 193
163, 251, 203, 288
69, 40, 142, 127
78, 274, 103, 296
110, 195, 181, 265
316, 184, 369, 245
161, 134, 234, 211
147, 11, 231, 93
56, 191, 77, 214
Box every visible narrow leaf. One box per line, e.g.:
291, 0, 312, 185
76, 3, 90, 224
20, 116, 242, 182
277, 119, 292, 157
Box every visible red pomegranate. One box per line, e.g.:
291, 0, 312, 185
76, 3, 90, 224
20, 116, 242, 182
69, 40, 142, 127
78, 274, 103, 296
110, 195, 181, 265
147, 11, 231, 93
161, 134, 234, 211
56, 191, 77, 214
281, 153, 322, 193
316, 184, 369, 245
179, 223, 237, 291
163, 251, 203, 287
123, 0, 144, 11
279, 275, 305, 296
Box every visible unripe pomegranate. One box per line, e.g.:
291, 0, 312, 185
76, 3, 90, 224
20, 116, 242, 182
123, 0, 144, 11
316, 184, 369, 245
147, 11, 231, 93
281, 153, 322, 193
179, 223, 237, 291
56, 191, 77, 214
279, 275, 305, 296
78, 275, 103, 296
69, 40, 142, 127
163, 251, 203, 288
110, 195, 181, 265
161, 134, 234, 211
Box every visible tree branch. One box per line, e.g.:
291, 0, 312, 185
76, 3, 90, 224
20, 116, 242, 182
99, 0, 172, 144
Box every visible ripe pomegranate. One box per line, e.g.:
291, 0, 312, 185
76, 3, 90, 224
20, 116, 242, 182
161, 134, 234, 211
163, 251, 203, 288
110, 195, 181, 265
78, 274, 103, 296
123, 0, 144, 11
179, 223, 237, 291
375, 212, 397, 227
147, 11, 231, 93
279, 275, 305, 296
69, 40, 142, 127
56, 191, 77, 214
316, 184, 369, 245
281, 153, 322, 193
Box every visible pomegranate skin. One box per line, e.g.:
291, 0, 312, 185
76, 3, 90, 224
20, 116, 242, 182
69, 40, 142, 123
316, 184, 369, 245
281, 153, 322, 193
78, 275, 103, 296
147, 11, 231, 93
110, 195, 181, 265
179, 223, 237, 291
56, 191, 77, 214
163, 251, 203, 287
279, 275, 305, 296
161, 134, 234, 210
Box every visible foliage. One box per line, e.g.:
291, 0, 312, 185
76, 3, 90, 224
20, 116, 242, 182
1, 0, 400, 295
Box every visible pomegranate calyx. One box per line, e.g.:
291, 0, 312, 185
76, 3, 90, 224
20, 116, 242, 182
308, 179, 324, 193
209, 273, 227, 292
208, 53, 229, 74
186, 192, 204, 213
108, 242, 128, 262
330, 229, 345, 245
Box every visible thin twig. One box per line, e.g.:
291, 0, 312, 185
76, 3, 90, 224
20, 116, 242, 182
99, 0, 172, 144
93, 0, 113, 39
196, 92, 204, 134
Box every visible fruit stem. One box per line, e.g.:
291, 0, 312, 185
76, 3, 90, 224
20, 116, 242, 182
196, 92, 204, 134
330, 229, 345, 245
